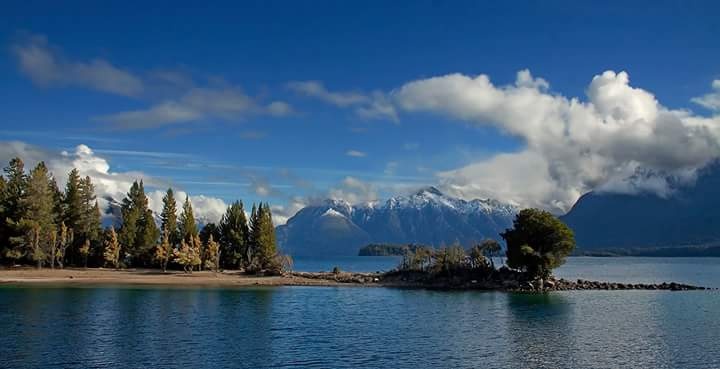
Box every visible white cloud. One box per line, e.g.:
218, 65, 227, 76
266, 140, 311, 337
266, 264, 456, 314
0, 142, 228, 224
287, 81, 369, 107
288, 81, 398, 121
692, 79, 720, 112
346, 150, 367, 158
391, 69, 720, 213
96, 86, 292, 129
327, 176, 378, 204
12, 34, 143, 97
270, 197, 307, 225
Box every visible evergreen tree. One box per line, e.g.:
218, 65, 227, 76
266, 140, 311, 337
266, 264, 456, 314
178, 195, 197, 242
247, 203, 259, 268
78, 177, 102, 247
160, 188, 178, 247
18, 162, 56, 268
200, 222, 220, 268
119, 180, 158, 266
62, 168, 82, 264
1, 158, 27, 263
218, 201, 249, 269
103, 226, 121, 269
248, 203, 278, 272
138, 208, 160, 264
119, 181, 141, 262
255, 203, 278, 271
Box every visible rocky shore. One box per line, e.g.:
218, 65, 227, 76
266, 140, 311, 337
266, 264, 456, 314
290, 270, 711, 292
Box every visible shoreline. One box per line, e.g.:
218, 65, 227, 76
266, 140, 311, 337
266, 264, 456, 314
0, 267, 712, 291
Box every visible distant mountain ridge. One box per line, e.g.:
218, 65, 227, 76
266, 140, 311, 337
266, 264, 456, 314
562, 163, 720, 250
276, 187, 519, 256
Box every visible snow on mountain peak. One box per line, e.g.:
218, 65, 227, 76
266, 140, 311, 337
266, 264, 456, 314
322, 208, 346, 218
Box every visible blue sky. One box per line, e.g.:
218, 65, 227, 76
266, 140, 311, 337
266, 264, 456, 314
1, 1, 719, 223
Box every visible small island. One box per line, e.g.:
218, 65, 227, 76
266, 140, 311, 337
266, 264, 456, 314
358, 243, 430, 256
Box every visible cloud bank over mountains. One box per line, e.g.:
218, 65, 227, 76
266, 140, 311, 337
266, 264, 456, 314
391, 70, 720, 212
9, 33, 720, 216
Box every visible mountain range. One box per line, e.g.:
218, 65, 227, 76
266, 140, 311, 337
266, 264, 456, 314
562, 164, 720, 250
275, 187, 518, 256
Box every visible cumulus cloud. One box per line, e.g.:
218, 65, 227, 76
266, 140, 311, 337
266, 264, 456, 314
390, 69, 720, 213
0, 142, 228, 224
12, 34, 143, 97
288, 81, 398, 121
692, 79, 720, 112
96, 86, 292, 129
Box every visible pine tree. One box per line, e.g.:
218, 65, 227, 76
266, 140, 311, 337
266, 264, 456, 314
18, 162, 56, 268
119, 182, 141, 262
199, 222, 220, 268
138, 208, 160, 264
63, 168, 82, 264
178, 195, 197, 242
1, 158, 27, 263
78, 176, 102, 263
119, 180, 158, 266
160, 188, 178, 247
103, 226, 120, 269
255, 203, 278, 271
248, 203, 259, 269
204, 234, 220, 273
218, 201, 249, 269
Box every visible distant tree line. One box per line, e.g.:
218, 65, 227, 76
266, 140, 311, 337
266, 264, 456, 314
358, 243, 432, 256
0, 157, 290, 274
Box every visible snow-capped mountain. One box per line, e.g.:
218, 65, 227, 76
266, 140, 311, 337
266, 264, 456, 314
275, 187, 519, 256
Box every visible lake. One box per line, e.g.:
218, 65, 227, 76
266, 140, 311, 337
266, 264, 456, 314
1, 257, 719, 368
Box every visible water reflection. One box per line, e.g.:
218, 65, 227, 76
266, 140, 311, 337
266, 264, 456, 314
505, 293, 575, 369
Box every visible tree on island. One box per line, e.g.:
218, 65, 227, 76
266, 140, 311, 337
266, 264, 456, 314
501, 208, 575, 279
469, 239, 502, 270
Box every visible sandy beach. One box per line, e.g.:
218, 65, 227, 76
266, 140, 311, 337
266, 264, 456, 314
0, 267, 376, 288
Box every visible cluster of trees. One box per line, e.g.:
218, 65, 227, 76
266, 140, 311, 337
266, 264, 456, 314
0, 157, 289, 274
397, 208, 576, 280
0, 158, 102, 269
146, 188, 288, 274
398, 239, 502, 276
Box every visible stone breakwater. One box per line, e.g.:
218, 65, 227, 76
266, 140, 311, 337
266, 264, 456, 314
289, 271, 711, 292
512, 277, 708, 292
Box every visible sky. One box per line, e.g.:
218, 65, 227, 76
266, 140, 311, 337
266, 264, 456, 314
1, 0, 719, 224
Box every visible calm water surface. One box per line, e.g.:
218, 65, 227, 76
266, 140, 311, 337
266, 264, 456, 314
1, 257, 719, 369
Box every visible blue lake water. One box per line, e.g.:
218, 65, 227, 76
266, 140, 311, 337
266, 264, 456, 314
1, 257, 720, 368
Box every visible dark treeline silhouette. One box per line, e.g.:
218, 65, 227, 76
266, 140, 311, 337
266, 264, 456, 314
0, 157, 290, 274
